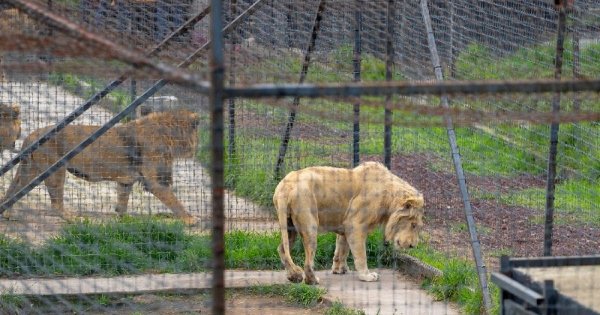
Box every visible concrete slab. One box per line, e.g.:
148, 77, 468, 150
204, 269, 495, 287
516, 266, 600, 313
0, 269, 459, 315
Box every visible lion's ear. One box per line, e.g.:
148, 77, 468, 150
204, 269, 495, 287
403, 196, 423, 211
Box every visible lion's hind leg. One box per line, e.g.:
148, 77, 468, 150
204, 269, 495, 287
294, 210, 320, 285
332, 234, 350, 274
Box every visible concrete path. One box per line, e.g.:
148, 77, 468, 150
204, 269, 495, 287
0, 269, 459, 315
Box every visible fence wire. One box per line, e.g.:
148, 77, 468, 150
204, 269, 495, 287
0, 0, 599, 314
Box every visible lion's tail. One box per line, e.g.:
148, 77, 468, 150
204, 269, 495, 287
274, 190, 294, 264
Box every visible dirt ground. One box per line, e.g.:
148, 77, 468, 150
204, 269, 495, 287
8, 292, 332, 315
377, 154, 600, 270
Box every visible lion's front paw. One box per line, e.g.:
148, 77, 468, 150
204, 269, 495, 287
287, 266, 304, 283
358, 271, 380, 282
305, 275, 320, 285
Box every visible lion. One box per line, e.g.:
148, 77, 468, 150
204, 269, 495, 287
1, 110, 200, 225
273, 161, 425, 285
0, 103, 21, 152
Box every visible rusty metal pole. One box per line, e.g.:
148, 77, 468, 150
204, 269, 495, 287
352, 0, 362, 167
209, 0, 225, 314
274, 0, 326, 179
543, 1, 568, 257
228, 0, 238, 173
420, 0, 492, 312
384, 0, 395, 169
572, 3, 581, 112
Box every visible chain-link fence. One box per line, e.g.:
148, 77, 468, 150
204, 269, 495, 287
0, 0, 599, 314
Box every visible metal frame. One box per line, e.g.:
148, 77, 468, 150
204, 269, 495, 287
420, 0, 493, 311
492, 255, 600, 315
543, 4, 568, 257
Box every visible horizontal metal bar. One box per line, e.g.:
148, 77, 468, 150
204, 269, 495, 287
7, 0, 208, 92
491, 272, 544, 306
508, 255, 600, 268
224, 78, 600, 98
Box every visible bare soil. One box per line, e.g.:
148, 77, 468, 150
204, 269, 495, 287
377, 153, 600, 270
11, 292, 331, 315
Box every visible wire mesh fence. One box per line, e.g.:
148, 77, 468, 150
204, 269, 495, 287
0, 0, 599, 314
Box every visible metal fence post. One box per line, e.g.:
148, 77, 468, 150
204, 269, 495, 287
274, 0, 327, 179
352, 0, 362, 167
420, 0, 492, 312
543, 2, 568, 257
209, 0, 225, 313
228, 0, 238, 176
384, 0, 395, 169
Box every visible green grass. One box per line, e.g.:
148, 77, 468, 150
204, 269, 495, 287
501, 178, 600, 225
0, 290, 27, 314
325, 301, 366, 315
246, 283, 326, 307
0, 217, 499, 314
405, 243, 500, 315
455, 40, 600, 80
0, 218, 392, 277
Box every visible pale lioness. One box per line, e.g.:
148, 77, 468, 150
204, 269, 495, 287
273, 161, 425, 284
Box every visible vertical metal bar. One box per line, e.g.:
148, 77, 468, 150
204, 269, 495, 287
352, 1, 362, 167
130, 79, 137, 119
209, 0, 225, 314
228, 0, 238, 173
449, 0, 457, 79
0, 1, 266, 211
542, 280, 557, 315
0, 6, 211, 177
543, 4, 567, 257
420, 0, 492, 313
384, 0, 395, 169
572, 4, 581, 112
274, 0, 327, 179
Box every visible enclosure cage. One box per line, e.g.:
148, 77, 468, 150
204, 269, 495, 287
0, 0, 599, 314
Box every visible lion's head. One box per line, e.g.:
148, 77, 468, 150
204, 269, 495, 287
0, 103, 21, 151
384, 193, 425, 249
